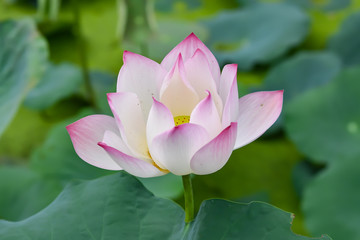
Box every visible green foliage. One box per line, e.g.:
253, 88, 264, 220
0, 107, 53, 159
328, 11, 360, 67
239, 0, 351, 11
0, 173, 331, 240
186, 200, 330, 240
88, 71, 117, 114
139, 173, 183, 199
0, 19, 48, 137
263, 51, 341, 103
260, 51, 341, 129
286, 0, 351, 11
146, 21, 207, 62
2, 0, 360, 238
29, 110, 111, 183
25, 63, 83, 110
156, 0, 202, 12
0, 166, 62, 221
192, 139, 310, 234
204, 3, 309, 69
285, 67, 360, 164
302, 158, 360, 239
0, 108, 183, 221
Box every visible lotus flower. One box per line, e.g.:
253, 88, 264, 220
67, 33, 283, 177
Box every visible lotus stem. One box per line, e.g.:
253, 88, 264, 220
182, 174, 194, 223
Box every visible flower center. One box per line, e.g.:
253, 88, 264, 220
174, 115, 190, 126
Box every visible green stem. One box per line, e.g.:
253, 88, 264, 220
37, 0, 47, 21
72, 0, 96, 108
49, 0, 60, 21
182, 174, 194, 223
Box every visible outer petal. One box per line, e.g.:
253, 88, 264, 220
220, 64, 239, 128
184, 49, 223, 115
149, 124, 209, 175
190, 91, 222, 139
191, 122, 238, 175
234, 90, 283, 149
117, 51, 167, 117
161, 33, 220, 86
66, 115, 122, 170
107, 92, 148, 159
160, 54, 199, 117
98, 142, 167, 178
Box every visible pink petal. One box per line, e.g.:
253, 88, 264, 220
191, 122, 238, 175
146, 98, 175, 146
66, 115, 122, 170
101, 130, 133, 157
184, 49, 223, 115
98, 142, 167, 178
107, 92, 148, 159
117, 51, 167, 117
219, 64, 238, 105
161, 33, 220, 86
149, 124, 209, 175
220, 64, 239, 128
146, 98, 175, 170
190, 91, 222, 139
160, 54, 199, 117
234, 90, 283, 149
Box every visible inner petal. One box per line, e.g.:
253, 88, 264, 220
160, 54, 199, 117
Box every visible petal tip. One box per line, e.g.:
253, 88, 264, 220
229, 63, 238, 70
97, 141, 106, 148
186, 32, 201, 41
65, 123, 72, 131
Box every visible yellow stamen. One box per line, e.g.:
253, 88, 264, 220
147, 150, 169, 173
152, 162, 170, 173
174, 115, 190, 126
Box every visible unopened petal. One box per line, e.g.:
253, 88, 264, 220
160, 54, 199, 117
191, 122, 238, 175
234, 91, 283, 149
117, 51, 167, 117
220, 64, 239, 128
66, 115, 122, 170
184, 49, 223, 115
149, 124, 209, 175
161, 33, 220, 86
98, 142, 167, 178
146, 98, 175, 146
219, 64, 238, 105
107, 92, 148, 159
190, 91, 222, 139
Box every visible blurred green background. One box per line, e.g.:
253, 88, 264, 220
1, 0, 360, 239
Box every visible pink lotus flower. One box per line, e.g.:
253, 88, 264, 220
67, 33, 283, 177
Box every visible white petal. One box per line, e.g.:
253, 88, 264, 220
234, 91, 283, 149
191, 122, 238, 175
98, 142, 167, 178
146, 98, 175, 146
149, 124, 209, 175
190, 91, 222, 139
101, 130, 133, 157
161, 33, 220, 87
117, 51, 167, 118
220, 64, 239, 128
184, 49, 223, 115
160, 54, 199, 117
107, 92, 149, 159
66, 115, 122, 170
